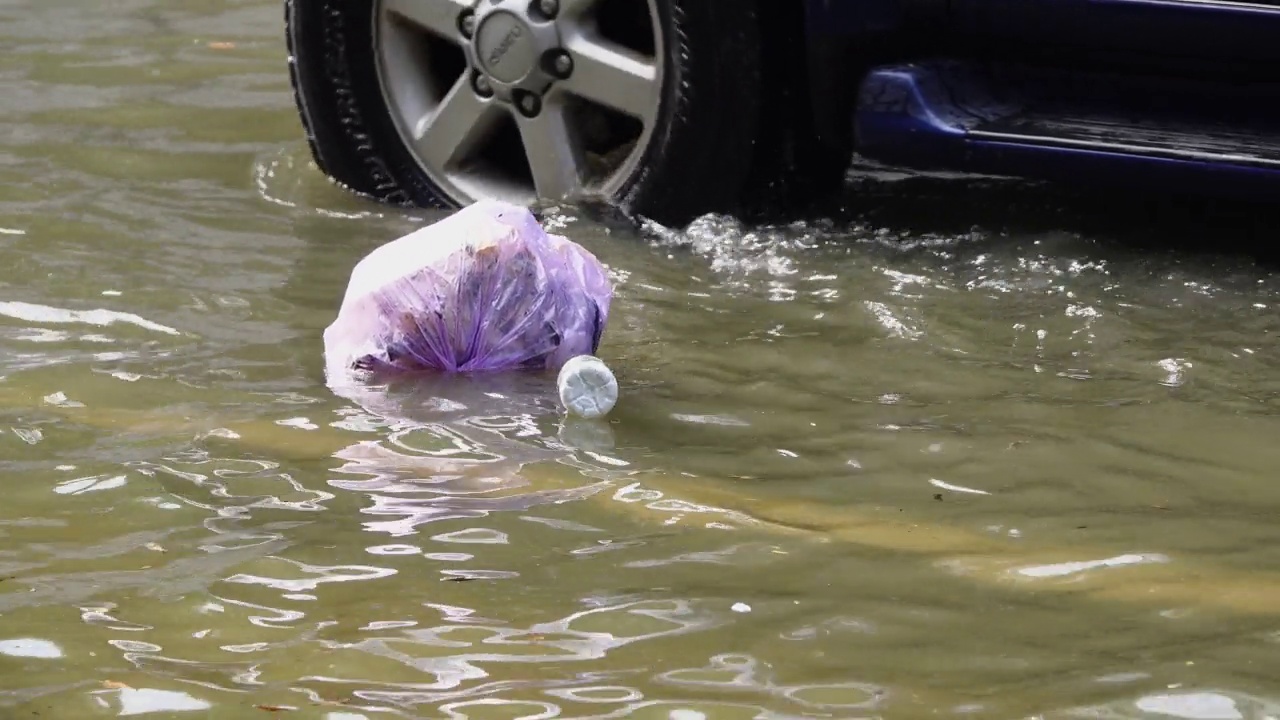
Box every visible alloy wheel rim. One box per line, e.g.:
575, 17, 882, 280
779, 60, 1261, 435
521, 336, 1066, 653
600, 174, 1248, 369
374, 0, 664, 207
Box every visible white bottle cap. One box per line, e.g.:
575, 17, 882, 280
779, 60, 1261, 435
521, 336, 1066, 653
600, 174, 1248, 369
556, 355, 618, 419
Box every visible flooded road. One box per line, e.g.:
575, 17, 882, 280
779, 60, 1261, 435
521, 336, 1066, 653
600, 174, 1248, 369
3, 1, 1280, 718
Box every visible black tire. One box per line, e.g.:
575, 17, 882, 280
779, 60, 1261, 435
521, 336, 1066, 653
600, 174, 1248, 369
285, 0, 764, 228
737, 0, 852, 220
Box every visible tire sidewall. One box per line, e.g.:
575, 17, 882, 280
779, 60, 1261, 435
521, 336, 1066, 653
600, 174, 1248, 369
613, 0, 762, 223
287, 0, 449, 207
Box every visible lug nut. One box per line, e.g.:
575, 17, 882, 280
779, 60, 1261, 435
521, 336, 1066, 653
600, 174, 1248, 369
549, 51, 573, 78
537, 0, 559, 19
472, 72, 493, 98
516, 91, 542, 117
458, 11, 476, 38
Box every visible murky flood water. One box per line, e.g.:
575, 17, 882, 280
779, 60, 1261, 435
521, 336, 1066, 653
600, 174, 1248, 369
4, 1, 1280, 718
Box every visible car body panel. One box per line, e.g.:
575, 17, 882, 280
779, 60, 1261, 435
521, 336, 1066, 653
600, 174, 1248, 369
854, 61, 1280, 199
802, 0, 914, 36
951, 0, 1280, 64
798, 0, 1280, 198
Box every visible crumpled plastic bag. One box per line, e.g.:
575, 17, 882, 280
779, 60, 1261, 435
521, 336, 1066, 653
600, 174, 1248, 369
323, 200, 612, 377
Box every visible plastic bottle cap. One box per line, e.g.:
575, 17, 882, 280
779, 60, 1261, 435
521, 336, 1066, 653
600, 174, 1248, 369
557, 355, 618, 419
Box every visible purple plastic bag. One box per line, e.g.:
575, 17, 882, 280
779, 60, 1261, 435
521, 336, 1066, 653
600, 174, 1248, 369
323, 200, 612, 376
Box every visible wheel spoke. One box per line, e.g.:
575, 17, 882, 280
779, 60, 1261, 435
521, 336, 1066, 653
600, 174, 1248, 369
382, 0, 473, 42
413, 76, 503, 172
561, 34, 659, 122
516, 102, 587, 201
555, 0, 602, 20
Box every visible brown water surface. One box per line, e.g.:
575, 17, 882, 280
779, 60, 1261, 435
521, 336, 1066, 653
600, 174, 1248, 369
2, 1, 1280, 718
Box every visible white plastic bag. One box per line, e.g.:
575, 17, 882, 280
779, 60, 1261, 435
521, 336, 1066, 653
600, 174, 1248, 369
323, 200, 613, 378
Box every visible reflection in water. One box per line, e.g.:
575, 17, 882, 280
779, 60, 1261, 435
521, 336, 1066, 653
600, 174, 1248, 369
100, 687, 213, 715
1054, 689, 1280, 720
1015, 553, 1171, 579
0, 638, 63, 659
0, 300, 182, 336
322, 371, 629, 538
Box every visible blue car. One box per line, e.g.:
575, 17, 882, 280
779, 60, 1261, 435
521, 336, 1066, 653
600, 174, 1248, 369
285, 0, 1280, 226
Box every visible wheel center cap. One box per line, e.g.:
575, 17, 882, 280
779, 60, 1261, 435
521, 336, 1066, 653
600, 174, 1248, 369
475, 11, 536, 84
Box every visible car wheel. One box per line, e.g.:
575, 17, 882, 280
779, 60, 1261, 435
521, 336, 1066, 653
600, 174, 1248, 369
285, 0, 765, 227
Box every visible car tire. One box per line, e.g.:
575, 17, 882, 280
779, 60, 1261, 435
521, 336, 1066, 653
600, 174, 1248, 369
737, 2, 852, 220
285, 0, 767, 228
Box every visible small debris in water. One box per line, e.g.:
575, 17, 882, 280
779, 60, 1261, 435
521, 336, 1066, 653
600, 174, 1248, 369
731, 602, 751, 613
